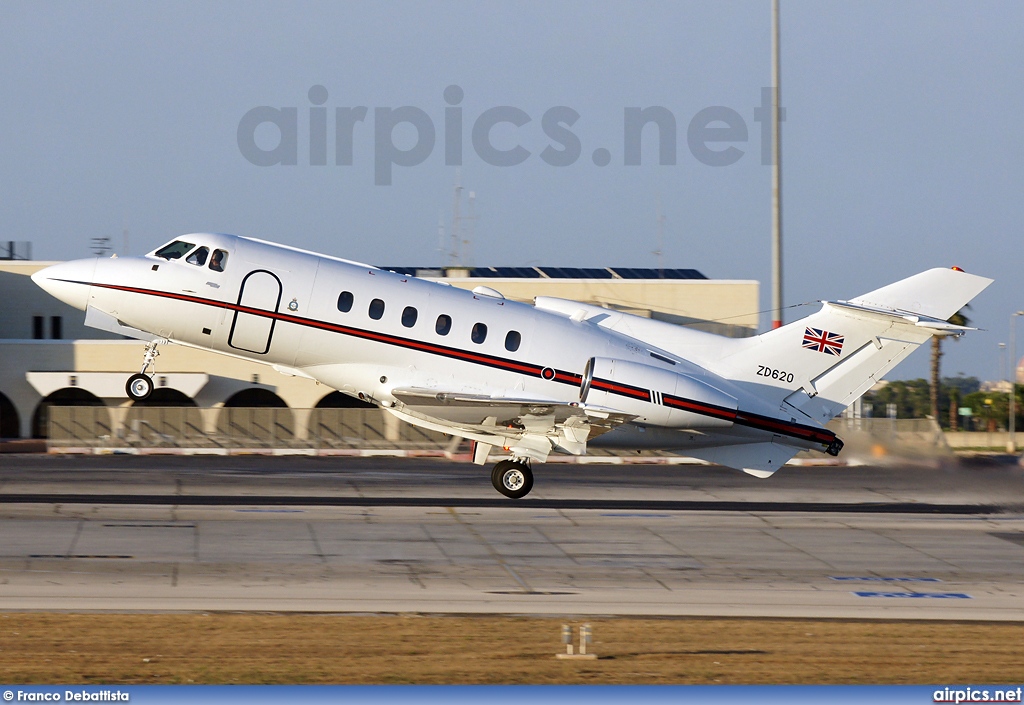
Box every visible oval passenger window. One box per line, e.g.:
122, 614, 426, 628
435, 314, 452, 336
402, 306, 418, 328
504, 330, 521, 352
368, 298, 385, 320
338, 291, 354, 312
471, 322, 487, 344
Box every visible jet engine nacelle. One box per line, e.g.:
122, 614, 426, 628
581, 357, 738, 429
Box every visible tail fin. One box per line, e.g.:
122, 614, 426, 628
713, 268, 992, 425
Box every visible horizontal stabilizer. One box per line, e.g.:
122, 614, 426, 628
847, 268, 992, 321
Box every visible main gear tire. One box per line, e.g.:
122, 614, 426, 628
491, 461, 534, 499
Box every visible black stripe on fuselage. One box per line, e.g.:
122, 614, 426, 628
68, 278, 835, 446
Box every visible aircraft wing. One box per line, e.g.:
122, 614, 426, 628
389, 387, 635, 461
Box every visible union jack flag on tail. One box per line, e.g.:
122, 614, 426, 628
802, 327, 844, 356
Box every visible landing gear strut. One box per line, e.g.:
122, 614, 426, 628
491, 459, 534, 499
125, 339, 163, 401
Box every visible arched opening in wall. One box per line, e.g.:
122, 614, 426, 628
133, 388, 197, 407
223, 388, 289, 408
314, 391, 375, 409
217, 388, 293, 444
32, 388, 109, 440
0, 392, 20, 439
126, 388, 202, 446
310, 390, 390, 448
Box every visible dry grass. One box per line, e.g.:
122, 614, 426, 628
2, 613, 1023, 684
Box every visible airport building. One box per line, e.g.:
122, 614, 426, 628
0, 256, 758, 442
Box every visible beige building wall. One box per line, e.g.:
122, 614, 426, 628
0, 262, 120, 341
0, 340, 330, 438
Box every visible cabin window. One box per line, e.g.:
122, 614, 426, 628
186, 247, 209, 266
50, 316, 62, 340
504, 330, 521, 352
32, 315, 44, 340
337, 291, 354, 312
368, 298, 385, 320
209, 249, 228, 272
154, 240, 195, 260
471, 322, 488, 344
435, 314, 452, 336
401, 306, 418, 328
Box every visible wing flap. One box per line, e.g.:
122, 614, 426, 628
389, 387, 636, 457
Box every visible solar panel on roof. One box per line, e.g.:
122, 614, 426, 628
513, 267, 542, 278
376, 265, 705, 279
610, 268, 643, 279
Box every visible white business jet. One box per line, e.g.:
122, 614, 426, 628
32, 234, 991, 498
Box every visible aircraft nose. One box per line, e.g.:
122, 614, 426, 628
31, 258, 98, 311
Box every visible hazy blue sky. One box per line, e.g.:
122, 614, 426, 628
2, 0, 1022, 381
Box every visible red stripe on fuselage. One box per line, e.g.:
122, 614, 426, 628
83, 280, 834, 446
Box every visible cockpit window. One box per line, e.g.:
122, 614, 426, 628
209, 249, 228, 272
186, 247, 209, 266
154, 241, 196, 260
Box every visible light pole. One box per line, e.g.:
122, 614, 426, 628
770, 0, 783, 329
1009, 311, 1024, 453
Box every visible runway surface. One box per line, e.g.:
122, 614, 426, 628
1, 454, 1023, 620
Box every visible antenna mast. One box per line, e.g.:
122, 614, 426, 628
450, 169, 462, 266
654, 194, 665, 278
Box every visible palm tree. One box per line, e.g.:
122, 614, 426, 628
930, 308, 970, 423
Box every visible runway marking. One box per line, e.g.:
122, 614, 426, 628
102, 523, 195, 528
855, 591, 971, 599
446, 507, 535, 595
30, 554, 134, 559
307, 523, 327, 564
831, 577, 942, 583
65, 518, 84, 559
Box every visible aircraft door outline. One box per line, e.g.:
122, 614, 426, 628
228, 269, 283, 355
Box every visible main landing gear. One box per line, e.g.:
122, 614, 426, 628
125, 340, 162, 402
491, 459, 534, 499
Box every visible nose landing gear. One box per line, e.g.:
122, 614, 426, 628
491, 458, 534, 499
126, 373, 154, 401
125, 339, 164, 401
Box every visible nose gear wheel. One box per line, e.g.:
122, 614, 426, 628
126, 373, 154, 401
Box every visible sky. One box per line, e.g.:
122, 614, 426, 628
1, 0, 1022, 381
